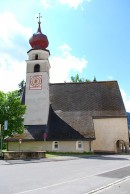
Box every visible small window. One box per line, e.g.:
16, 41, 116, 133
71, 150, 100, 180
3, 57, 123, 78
76, 141, 83, 150
35, 54, 38, 60
52, 141, 59, 150
34, 64, 40, 72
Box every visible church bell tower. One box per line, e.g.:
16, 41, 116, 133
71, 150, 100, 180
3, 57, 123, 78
24, 14, 50, 126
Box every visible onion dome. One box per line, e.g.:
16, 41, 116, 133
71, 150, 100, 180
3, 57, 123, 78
29, 14, 49, 49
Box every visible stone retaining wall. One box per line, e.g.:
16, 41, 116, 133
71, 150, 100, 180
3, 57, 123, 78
3, 151, 46, 160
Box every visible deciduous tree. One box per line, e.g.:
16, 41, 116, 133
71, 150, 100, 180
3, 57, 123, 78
70, 74, 91, 82
0, 90, 26, 138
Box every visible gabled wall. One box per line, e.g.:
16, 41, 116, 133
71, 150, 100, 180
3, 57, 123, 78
93, 117, 129, 153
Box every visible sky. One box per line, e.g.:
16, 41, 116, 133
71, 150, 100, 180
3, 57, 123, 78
0, 0, 130, 112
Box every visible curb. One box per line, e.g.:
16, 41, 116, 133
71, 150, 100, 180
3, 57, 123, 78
0, 155, 100, 165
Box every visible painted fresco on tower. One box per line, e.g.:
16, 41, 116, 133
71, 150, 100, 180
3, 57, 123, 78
29, 75, 42, 90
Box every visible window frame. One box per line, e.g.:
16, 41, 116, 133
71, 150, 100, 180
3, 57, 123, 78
76, 141, 84, 150
52, 141, 59, 151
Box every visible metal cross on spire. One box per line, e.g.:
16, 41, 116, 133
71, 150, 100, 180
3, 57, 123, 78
37, 13, 42, 24
37, 13, 42, 33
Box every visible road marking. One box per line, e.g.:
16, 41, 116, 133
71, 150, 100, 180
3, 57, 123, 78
14, 164, 130, 194
86, 176, 130, 194
14, 175, 97, 194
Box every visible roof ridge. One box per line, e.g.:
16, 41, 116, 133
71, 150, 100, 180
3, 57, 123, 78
50, 80, 117, 85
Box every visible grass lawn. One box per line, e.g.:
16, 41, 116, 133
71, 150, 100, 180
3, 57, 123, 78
46, 152, 94, 158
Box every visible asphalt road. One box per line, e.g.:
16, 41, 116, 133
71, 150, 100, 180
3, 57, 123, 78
0, 154, 130, 194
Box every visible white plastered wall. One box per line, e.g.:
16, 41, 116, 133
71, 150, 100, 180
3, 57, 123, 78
28, 49, 49, 60
93, 117, 129, 153
8, 141, 93, 153
24, 49, 50, 125
24, 72, 49, 125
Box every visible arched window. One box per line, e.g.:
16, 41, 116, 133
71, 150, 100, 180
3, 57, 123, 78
52, 141, 59, 150
34, 64, 40, 72
35, 54, 38, 60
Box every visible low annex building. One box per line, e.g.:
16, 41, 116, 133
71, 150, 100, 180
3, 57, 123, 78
7, 17, 129, 153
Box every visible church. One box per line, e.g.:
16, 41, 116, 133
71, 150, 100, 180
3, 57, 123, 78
7, 17, 129, 153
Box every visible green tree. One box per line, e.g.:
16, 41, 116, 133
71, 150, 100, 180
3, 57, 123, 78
93, 76, 97, 82
71, 74, 91, 82
0, 90, 26, 139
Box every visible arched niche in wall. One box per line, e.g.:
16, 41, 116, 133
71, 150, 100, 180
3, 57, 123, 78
34, 64, 40, 72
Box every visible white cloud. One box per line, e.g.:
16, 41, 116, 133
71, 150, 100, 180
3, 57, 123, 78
58, 0, 91, 9
40, 0, 54, 9
50, 44, 87, 83
0, 12, 32, 47
0, 54, 26, 92
59, 0, 83, 9
0, 12, 31, 92
41, 0, 91, 10
121, 89, 130, 112
59, 44, 72, 52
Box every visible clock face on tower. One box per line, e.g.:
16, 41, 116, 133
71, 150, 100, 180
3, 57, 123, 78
29, 75, 42, 90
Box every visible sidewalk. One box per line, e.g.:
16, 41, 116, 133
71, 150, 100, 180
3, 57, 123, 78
1, 153, 130, 165
0, 155, 98, 165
